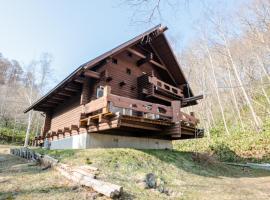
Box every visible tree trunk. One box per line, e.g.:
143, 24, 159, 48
222, 34, 262, 131
205, 43, 230, 135
24, 110, 33, 147
226, 61, 245, 130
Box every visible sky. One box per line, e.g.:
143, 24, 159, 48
0, 0, 245, 84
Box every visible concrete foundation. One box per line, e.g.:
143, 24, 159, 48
50, 133, 88, 149
50, 132, 172, 150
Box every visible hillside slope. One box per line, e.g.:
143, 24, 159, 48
175, 87, 270, 164
35, 147, 270, 200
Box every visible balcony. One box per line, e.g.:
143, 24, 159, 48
79, 86, 202, 139
137, 74, 183, 103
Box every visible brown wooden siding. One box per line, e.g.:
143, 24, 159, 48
49, 49, 178, 132
89, 50, 163, 101
50, 94, 82, 132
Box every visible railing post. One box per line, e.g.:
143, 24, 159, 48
171, 101, 181, 122
104, 85, 111, 97
103, 85, 111, 113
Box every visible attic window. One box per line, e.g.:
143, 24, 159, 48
127, 52, 133, 57
126, 68, 131, 75
119, 81, 126, 87
112, 58, 118, 64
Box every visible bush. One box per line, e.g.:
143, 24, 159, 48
0, 127, 33, 145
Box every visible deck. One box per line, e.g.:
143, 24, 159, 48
34, 86, 203, 145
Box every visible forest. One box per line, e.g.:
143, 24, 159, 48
0, 53, 54, 145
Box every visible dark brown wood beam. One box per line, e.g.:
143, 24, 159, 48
74, 76, 86, 84
137, 53, 153, 66
47, 99, 62, 104
65, 87, 79, 92
58, 91, 74, 97
64, 82, 81, 92
52, 96, 66, 101
127, 48, 167, 71
84, 70, 100, 79
39, 104, 55, 108
149, 43, 177, 86
44, 102, 58, 107
182, 95, 203, 104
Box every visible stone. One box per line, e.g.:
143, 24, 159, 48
145, 173, 157, 188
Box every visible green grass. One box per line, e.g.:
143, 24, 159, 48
34, 147, 270, 200
174, 86, 270, 164
174, 127, 270, 163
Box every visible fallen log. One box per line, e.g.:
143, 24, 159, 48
225, 162, 270, 171
55, 163, 122, 198
10, 147, 123, 198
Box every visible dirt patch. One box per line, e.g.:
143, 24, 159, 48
0, 145, 107, 200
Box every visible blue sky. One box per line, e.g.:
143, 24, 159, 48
0, 0, 244, 82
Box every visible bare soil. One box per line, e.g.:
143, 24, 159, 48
0, 145, 107, 200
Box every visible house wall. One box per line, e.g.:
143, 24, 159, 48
89, 50, 163, 101
45, 49, 177, 135
50, 94, 82, 132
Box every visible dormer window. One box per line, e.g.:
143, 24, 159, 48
112, 58, 118, 64
96, 86, 104, 98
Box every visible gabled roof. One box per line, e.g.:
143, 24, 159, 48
24, 24, 195, 113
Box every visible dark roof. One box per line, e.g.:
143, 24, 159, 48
24, 24, 195, 113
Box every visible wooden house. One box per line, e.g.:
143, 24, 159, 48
24, 25, 203, 149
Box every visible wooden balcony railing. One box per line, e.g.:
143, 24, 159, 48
137, 74, 184, 102
82, 86, 199, 126
148, 76, 183, 98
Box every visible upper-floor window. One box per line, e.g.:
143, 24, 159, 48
96, 86, 104, 98
127, 52, 133, 57
126, 68, 131, 75
112, 58, 118, 64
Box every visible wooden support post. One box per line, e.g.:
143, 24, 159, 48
42, 111, 52, 137
103, 85, 111, 97
171, 101, 181, 123
80, 78, 90, 105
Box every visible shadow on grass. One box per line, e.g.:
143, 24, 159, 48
32, 145, 270, 179
0, 153, 50, 176
140, 144, 270, 178
0, 185, 81, 199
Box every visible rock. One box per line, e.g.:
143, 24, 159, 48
145, 173, 157, 188
72, 185, 79, 191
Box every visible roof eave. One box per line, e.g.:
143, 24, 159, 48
24, 24, 168, 113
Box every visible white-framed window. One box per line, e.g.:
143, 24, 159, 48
96, 86, 104, 98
